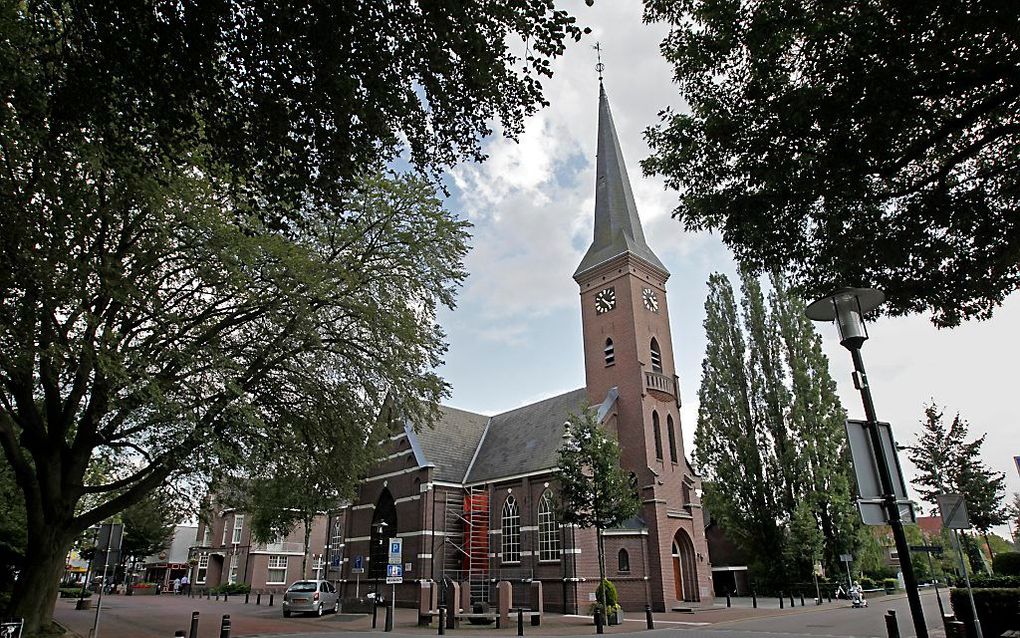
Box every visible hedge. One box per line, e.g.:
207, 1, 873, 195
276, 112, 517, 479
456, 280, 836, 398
58, 588, 91, 598
949, 587, 1020, 637
211, 582, 251, 595
968, 574, 1020, 588
993, 552, 1020, 576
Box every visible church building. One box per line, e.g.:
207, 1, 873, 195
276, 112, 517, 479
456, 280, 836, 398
325, 83, 714, 613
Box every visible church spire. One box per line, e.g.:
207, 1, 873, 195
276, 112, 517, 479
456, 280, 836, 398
574, 83, 667, 280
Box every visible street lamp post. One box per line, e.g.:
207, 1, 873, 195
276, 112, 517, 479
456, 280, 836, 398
806, 288, 928, 638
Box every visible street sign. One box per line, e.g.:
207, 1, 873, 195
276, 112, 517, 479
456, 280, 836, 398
845, 419, 916, 525
385, 563, 403, 584
839, 553, 853, 563
1014, 455, 1019, 479
388, 538, 402, 564
937, 493, 970, 529
351, 555, 364, 574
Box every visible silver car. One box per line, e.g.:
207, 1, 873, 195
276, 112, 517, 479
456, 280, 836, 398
282, 579, 339, 617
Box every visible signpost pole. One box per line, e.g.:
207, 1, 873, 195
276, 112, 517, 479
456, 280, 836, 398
924, 549, 945, 619
953, 530, 983, 638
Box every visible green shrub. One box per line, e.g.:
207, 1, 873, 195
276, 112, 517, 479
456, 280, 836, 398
859, 577, 876, 590
58, 588, 90, 598
882, 578, 898, 591
993, 552, 1020, 576
589, 579, 621, 615
969, 574, 1020, 588
212, 582, 251, 595
950, 588, 1020, 636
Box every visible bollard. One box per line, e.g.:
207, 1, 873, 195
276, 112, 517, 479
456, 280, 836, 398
726, 592, 731, 608
176, 631, 186, 637
219, 614, 231, 638
256, 592, 261, 606
223, 591, 228, 603
517, 607, 524, 637
752, 591, 757, 609
244, 592, 249, 604
206, 589, 210, 600
779, 592, 784, 609
438, 606, 446, 635
800, 591, 805, 607
944, 619, 965, 638
595, 607, 604, 635
827, 588, 832, 603
884, 610, 900, 638
372, 599, 379, 628
269, 592, 274, 607
789, 592, 795, 608
189, 611, 199, 638
645, 604, 654, 630
384, 600, 393, 632
215, 592, 220, 602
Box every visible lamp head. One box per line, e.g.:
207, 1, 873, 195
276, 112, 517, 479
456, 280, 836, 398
805, 287, 885, 350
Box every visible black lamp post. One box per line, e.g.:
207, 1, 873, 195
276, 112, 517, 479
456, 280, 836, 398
806, 288, 928, 638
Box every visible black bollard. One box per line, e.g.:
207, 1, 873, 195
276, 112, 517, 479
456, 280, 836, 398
595, 607, 604, 635
779, 592, 784, 609
384, 600, 393, 632
789, 592, 795, 608
256, 592, 261, 606
189, 611, 200, 638
800, 591, 805, 607
372, 599, 378, 628
219, 614, 231, 638
517, 608, 524, 637
446, 600, 455, 630
726, 592, 731, 608
269, 592, 274, 607
438, 606, 446, 635
645, 604, 654, 630
223, 591, 228, 603
244, 592, 249, 604
827, 587, 832, 603
215, 592, 220, 602
884, 610, 900, 638
752, 591, 757, 609
176, 632, 186, 637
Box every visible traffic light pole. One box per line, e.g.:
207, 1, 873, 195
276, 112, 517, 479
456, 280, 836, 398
849, 347, 928, 638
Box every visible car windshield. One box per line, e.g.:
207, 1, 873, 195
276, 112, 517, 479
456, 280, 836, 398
288, 582, 317, 592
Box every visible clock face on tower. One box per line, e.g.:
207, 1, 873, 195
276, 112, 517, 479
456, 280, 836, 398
642, 288, 659, 312
594, 287, 617, 314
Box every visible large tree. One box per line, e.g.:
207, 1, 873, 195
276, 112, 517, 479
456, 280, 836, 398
556, 407, 640, 616
642, 0, 1020, 327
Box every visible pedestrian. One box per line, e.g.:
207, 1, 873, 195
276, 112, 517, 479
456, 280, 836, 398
173, 577, 181, 595
181, 574, 190, 596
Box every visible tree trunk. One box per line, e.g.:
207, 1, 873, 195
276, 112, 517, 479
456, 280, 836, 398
8, 523, 75, 635
981, 530, 995, 561
302, 514, 312, 579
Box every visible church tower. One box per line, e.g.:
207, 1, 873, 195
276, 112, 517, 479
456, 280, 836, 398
574, 83, 714, 610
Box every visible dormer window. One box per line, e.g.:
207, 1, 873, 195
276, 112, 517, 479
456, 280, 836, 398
650, 338, 662, 373
604, 338, 615, 366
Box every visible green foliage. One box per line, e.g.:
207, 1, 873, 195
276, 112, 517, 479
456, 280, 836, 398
950, 588, 1020, 636
210, 583, 251, 595
882, 578, 898, 591
591, 579, 621, 614
557, 408, 640, 607
642, 0, 1020, 327
859, 577, 876, 591
968, 574, 1020, 589
695, 271, 853, 587
0, 462, 26, 592
120, 493, 176, 562
993, 552, 1020, 577
58, 589, 90, 599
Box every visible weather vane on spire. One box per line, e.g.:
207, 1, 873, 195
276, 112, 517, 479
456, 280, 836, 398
594, 42, 604, 82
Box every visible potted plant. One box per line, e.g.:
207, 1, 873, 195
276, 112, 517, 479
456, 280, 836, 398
590, 579, 623, 625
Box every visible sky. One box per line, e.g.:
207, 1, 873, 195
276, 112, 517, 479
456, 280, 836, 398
435, 0, 1019, 539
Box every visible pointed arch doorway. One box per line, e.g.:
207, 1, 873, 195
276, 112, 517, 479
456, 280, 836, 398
671, 529, 699, 602
369, 488, 397, 579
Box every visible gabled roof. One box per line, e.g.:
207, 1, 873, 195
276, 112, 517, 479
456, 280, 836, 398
412, 405, 489, 482
574, 83, 667, 279
465, 388, 589, 484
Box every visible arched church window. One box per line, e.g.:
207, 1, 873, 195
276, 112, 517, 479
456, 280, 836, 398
652, 411, 663, 461
650, 338, 662, 373
501, 495, 521, 563
369, 488, 397, 578
604, 338, 615, 366
537, 491, 560, 561
667, 415, 678, 463
618, 548, 630, 572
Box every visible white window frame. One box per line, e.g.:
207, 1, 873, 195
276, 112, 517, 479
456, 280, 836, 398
650, 338, 662, 373
228, 554, 238, 584
196, 555, 209, 584
267, 555, 288, 585
202, 525, 211, 546
501, 496, 521, 564
537, 491, 560, 562
232, 514, 245, 544
221, 522, 229, 546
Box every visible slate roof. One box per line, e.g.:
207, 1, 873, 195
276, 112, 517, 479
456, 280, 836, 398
465, 388, 589, 484
574, 83, 667, 279
413, 405, 489, 482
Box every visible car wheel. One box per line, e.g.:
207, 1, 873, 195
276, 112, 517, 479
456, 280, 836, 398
317, 603, 324, 617
283, 610, 291, 618
333, 600, 340, 614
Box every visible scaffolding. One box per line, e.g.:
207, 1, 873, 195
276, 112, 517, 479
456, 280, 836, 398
443, 486, 490, 604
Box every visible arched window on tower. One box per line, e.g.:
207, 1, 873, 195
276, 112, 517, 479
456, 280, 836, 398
604, 338, 615, 366
652, 411, 663, 461
501, 495, 521, 563
537, 491, 560, 561
650, 338, 662, 373
667, 415, 678, 463
618, 548, 630, 573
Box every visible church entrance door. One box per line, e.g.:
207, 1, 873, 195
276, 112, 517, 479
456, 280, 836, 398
671, 529, 698, 603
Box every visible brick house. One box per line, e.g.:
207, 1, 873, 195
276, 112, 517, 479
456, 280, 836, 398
323, 82, 714, 613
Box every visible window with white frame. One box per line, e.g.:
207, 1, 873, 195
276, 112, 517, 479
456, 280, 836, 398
604, 338, 615, 366
267, 555, 288, 584
501, 495, 521, 563
202, 525, 211, 546
537, 491, 560, 561
221, 521, 229, 546
330, 520, 343, 569
650, 338, 662, 373
232, 515, 244, 544
196, 555, 209, 584
228, 554, 238, 584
